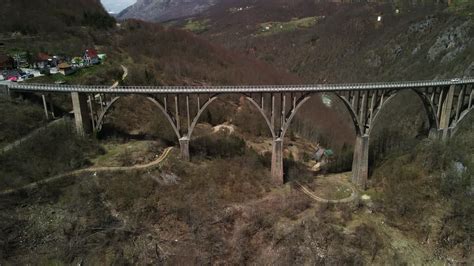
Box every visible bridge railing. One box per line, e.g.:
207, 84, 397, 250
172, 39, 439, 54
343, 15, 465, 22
6, 78, 474, 94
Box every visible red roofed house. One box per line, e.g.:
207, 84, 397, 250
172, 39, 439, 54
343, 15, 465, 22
83, 48, 100, 66
35, 52, 50, 69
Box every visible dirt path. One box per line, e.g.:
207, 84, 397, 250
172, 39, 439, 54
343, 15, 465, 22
0, 147, 174, 196
0, 118, 67, 154
110, 65, 128, 88
295, 179, 358, 204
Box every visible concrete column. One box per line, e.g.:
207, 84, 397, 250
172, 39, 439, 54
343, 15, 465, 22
352, 135, 369, 190
41, 94, 49, 120
179, 136, 190, 161
0, 85, 10, 99
439, 85, 455, 140
271, 138, 284, 185
48, 96, 55, 119
71, 92, 91, 136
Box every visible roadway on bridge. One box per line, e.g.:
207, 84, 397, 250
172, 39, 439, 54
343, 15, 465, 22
6, 78, 474, 94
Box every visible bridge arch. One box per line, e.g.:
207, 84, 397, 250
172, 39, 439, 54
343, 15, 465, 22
187, 93, 277, 140
95, 95, 181, 140
368, 89, 439, 136
451, 107, 474, 137
186, 95, 219, 139
245, 95, 277, 139
334, 93, 363, 137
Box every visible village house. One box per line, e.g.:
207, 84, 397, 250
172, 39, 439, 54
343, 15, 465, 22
83, 48, 100, 66
35, 52, 51, 69
313, 145, 334, 164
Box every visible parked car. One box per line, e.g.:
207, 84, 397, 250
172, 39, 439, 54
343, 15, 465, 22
20, 72, 33, 79
7, 76, 18, 82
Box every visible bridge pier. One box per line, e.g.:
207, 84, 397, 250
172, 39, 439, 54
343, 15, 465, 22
352, 135, 369, 189
71, 92, 91, 136
41, 94, 50, 120
439, 85, 455, 141
179, 136, 190, 161
0, 85, 10, 99
271, 138, 284, 185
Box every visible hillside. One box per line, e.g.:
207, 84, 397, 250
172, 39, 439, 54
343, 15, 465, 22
116, 20, 299, 86
0, 0, 114, 34
1, 0, 473, 264
118, 0, 218, 22
177, 0, 474, 82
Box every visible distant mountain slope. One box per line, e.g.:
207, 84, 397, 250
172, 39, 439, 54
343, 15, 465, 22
116, 20, 299, 86
0, 0, 114, 33
101, 0, 136, 14
118, 0, 218, 22
184, 0, 473, 82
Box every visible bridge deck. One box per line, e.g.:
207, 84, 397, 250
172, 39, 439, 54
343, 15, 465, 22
6, 78, 474, 94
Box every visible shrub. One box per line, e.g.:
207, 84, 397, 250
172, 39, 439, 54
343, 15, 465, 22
0, 120, 103, 190
190, 134, 245, 158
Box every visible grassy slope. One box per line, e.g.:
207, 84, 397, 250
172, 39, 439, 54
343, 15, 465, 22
0, 120, 103, 190
0, 97, 46, 148
369, 112, 473, 261
0, 134, 383, 265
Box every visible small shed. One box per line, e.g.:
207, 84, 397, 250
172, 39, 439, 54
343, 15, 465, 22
98, 53, 107, 61
314, 148, 325, 161
313, 147, 334, 162
58, 62, 75, 75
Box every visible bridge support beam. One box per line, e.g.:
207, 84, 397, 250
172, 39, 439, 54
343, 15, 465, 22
179, 137, 190, 161
0, 85, 10, 99
271, 138, 284, 185
71, 92, 91, 136
352, 135, 369, 189
439, 85, 455, 140
41, 94, 50, 120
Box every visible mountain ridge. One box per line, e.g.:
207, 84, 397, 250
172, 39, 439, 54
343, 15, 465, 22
118, 0, 218, 22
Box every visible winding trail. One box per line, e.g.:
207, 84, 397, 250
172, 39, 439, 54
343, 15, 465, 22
0, 118, 67, 154
0, 147, 174, 197
295, 180, 358, 204
109, 65, 128, 88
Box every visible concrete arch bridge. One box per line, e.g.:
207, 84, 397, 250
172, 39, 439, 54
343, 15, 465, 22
4, 78, 474, 189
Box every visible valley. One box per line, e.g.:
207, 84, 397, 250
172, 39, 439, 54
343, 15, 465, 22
0, 0, 473, 264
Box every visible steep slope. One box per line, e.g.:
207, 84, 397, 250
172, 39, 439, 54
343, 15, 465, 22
179, 0, 473, 82
116, 20, 299, 86
0, 0, 114, 33
118, 0, 218, 22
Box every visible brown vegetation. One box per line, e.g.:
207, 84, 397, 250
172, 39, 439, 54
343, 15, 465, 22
0, 0, 114, 34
